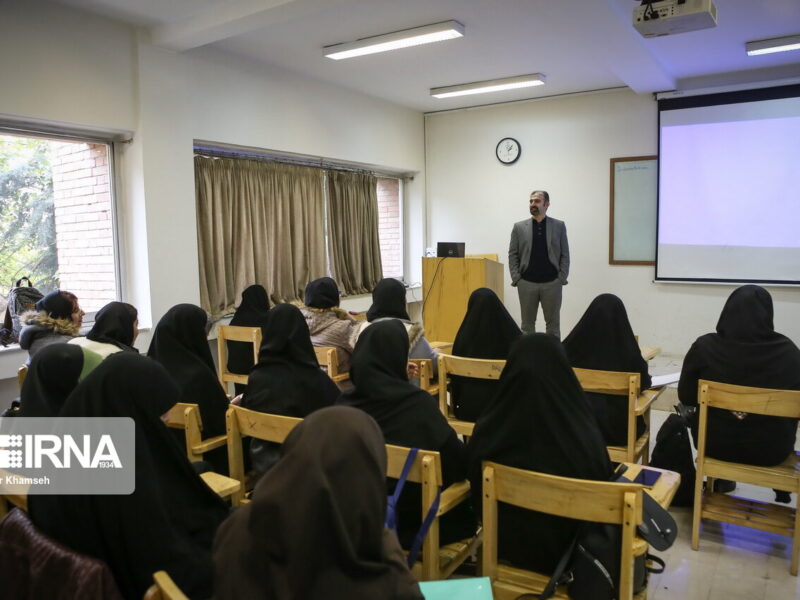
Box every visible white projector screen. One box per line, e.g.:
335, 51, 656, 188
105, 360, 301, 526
656, 84, 800, 284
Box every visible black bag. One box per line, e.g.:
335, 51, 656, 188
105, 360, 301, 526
525, 523, 665, 600
1, 277, 44, 345
650, 406, 696, 507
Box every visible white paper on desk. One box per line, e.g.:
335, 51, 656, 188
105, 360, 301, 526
651, 372, 680, 387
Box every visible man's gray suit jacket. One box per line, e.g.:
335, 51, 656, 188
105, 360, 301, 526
508, 217, 570, 286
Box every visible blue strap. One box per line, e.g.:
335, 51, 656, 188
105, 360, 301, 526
386, 447, 418, 530
406, 486, 442, 569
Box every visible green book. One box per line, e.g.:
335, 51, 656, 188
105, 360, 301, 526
419, 577, 493, 599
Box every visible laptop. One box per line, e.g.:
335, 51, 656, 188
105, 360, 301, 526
436, 242, 465, 258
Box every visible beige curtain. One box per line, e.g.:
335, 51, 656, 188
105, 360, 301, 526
195, 156, 326, 318
327, 171, 383, 295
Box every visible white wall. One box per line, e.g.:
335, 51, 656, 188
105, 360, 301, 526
0, 0, 426, 401
424, 89, 800, 354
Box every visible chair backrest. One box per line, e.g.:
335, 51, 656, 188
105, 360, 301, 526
409, 358, 436, 395
572, 367, 640, 397
162, 403, 204, 461
698, 379, 800, 419
385, 444, 445, 580
216, 325, 262, 391
437, 353, 506, 417
225, 404, 302, 504
482, 461, 643, 599
143, 570, 189, 600
314, 346, 348, 382
17, 365, 27, 389
696, 379, 800, 465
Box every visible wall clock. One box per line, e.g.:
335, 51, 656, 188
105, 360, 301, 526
496, 137, 521, 165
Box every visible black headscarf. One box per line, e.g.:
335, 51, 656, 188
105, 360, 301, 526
213, 406, 423, 600
339, 320, 450, 449
678, 285, 800, 465
243, 303, 338, 418
148, 303, 229, 473
34, 290, 75, 319
86, 301, 138, 351
28, 353, 228, 600
18, 344, 101, 417
227, 285, 271, 392
366, 279, 410, 322
468, 333, 612, 573
304, 277, 340, 309
451, 288, 522, 421
338, 320, 475, 548
563, 294, 651, 445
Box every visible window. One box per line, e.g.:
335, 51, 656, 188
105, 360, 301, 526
0, 133, 118, 317
376, 177, 403, 279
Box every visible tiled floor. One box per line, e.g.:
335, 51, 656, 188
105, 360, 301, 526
647, 399, 799, 600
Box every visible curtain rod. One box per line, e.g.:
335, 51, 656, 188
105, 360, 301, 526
194, 147, 380, 176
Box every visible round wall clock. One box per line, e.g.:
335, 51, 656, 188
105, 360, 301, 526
496, 137, 521, 165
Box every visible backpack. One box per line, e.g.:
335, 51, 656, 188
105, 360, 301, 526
1, 277, 44, 345
650, 406, 696, 507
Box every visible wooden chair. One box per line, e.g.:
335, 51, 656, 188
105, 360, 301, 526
410, 358, 438, 396
481, 462, 647, 600
143, 571, 189, 600
161, 402, 240, 500
691, 379, 800, 575
313, 346, 349, 383
573, 368, 664, 465
386, 443, 481, 581
437, 353, 506, 437
225, 404, 302, 505
216, 325, 262, 395
17, 365, 27, 389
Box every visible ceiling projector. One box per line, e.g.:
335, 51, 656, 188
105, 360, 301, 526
633, 0, 718, 38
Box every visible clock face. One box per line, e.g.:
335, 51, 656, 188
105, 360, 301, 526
496, 137, 521, 165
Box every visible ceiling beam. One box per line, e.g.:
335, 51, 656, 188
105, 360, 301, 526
150, 0, 304, 51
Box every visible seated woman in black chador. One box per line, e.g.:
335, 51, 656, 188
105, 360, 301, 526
338, 320, 477, 549
227, 284, 271, 396
242, 303, 339, 476
213, 406, 423, 600
18, 343, 102, 417
29, 353, 229, 600
351, 278, 438, 378
147, 303, 230, 473
451, 287, 521, 422
563, 293, 651, 446
69, 301, 139, 359
679, 285, 800, 468
468, 334, 612, 574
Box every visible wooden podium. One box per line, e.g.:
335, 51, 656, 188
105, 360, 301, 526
422, 257, 505, 343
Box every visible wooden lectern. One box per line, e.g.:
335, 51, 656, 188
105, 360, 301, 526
422, 257, 505, 343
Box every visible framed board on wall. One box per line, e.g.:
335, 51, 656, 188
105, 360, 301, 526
609, 156, 657, 265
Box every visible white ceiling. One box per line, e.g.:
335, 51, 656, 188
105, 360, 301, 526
54, 0, 800, 112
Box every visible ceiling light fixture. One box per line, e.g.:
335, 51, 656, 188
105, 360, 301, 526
431, 74, 546, 99
323, 20, 464, 60
746, 34, 800, 56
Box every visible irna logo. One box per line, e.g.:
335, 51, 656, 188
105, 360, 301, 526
0, 434, 122, 469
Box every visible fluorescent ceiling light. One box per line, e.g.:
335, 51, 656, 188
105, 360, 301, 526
323, 20, 464, 60
431, 74, 546, 99
746, 34, 800, 56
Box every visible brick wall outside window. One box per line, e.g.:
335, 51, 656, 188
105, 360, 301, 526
51, 142, 117, 313
376, 177, 402, 278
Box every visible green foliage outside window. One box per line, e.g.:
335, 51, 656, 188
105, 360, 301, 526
0, 135, 59, 309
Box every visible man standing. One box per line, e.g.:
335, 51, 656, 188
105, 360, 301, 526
508, 190, 569, 338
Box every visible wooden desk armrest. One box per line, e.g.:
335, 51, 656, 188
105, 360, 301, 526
635, 387, 665, 415
192, 434, 228, 454
437, 480, 470, 516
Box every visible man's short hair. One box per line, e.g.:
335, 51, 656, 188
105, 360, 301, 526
530, 190, 550, 203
